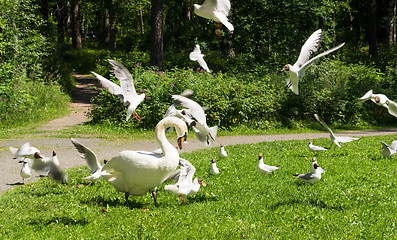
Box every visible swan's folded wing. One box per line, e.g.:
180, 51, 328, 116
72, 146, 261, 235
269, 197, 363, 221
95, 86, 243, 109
71, 138, 102, 174
293, 29, 322, 68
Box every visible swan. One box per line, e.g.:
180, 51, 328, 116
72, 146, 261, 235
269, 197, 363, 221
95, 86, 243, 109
293, 158, 322, 184
19, 159, 31, 184
91, 59, 149, 121
219, 144, 227, 158
358, 90, 397, 118
381, 141, 397, 157
208, 158, 219, 175
193, 0, 234, 32
70, 138, 104, 182
172, 92, 218, 145
100, 117, 188, 207
281, 29, 345, 95
307, 141, 328, 151
164, 158, 203, 204
314, 114, 360, 148
189, 44, 211, 73
257, 153, 279, 176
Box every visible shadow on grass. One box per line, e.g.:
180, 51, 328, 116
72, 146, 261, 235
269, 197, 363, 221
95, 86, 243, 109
6, 182, 25, 186
28, 216, 89, 226
80, 195, 145, 209
269, 198, 345, 211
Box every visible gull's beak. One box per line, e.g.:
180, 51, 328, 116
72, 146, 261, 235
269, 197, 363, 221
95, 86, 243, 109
177, 132, 188, 150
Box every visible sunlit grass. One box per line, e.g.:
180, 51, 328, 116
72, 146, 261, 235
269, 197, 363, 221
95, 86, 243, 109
0, 135, 396, 239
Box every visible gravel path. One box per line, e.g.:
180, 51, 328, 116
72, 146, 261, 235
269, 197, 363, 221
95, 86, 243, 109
1, 75, 396, 193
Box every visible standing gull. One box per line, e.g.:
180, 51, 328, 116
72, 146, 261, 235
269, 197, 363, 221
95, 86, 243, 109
281, 29, 345, 95
208, 158, 220, 175
293, 158, 323, 184
314, 114, 360, 148
91, 59, 149, 121
219, 144, 228, 159
257, 153, 280, 176
307, 141, 328, 152
19, 159, 31, 184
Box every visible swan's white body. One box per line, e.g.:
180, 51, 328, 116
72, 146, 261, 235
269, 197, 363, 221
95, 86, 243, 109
381, 141, 397, 157
91, 59, 147, 121
101, 117, 188, 205
308, 141, 328, 151
189, 44, 211, 73
314, 114, 360, 148
294, 158, 322, 184
282, 29, 345, 95
71, 138, 103, 181
219, 144, 227, 158
194, 0, 234, 32
164, 158, 200, 202
208, 159, 220, 175
172, 93, 218, 145
358, 90, 397, 118
257, 153, 279, 175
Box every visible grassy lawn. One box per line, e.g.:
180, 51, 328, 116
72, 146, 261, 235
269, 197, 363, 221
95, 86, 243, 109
0, 134, 396, 239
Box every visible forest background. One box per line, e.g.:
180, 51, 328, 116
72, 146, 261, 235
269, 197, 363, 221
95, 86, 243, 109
0, 0, 396, 131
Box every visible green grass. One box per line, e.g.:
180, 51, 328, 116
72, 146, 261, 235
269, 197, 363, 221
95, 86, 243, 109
0, 135, 396, 239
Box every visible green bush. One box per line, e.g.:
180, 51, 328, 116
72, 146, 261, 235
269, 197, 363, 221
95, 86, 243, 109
89, 58, 396, 130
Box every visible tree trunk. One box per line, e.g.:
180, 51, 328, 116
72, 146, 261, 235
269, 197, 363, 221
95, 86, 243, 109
71, 0, 82, 50
56, 0, 65, 46
150, 0, 164, 71
368, 0, 377, 56
388, 0, 396, 45
109, 0, 117, 52
140, 8, 145, 35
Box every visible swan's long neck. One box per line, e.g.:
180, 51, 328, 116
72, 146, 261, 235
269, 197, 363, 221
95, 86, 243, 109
155, 119, 178, 157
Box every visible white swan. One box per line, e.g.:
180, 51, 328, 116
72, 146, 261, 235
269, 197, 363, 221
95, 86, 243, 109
194, 0, 234, 32
172, 92, 218, 145
281, 29, 345, 95
100, 117, 188, 207
164, 158, 203, 204
208, 158, 219, 175
358, 90, 397, 118
293, 158, 322, 184
91, 59, 149, 121
314, 114, 360, 148
257, 153, 279, 176
381, 141, 397, 157
189, 44, 211, 73
71, 138, 104, 182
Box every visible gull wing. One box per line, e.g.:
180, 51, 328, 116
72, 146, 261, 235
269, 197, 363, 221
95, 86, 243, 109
213, 11, 234, 31
189, 45, 201, 61
91, 71, 123, 100
389, 140, 397, 151
214, 0, 231, 16
297, 173, 315, 181
358, 90, 374, 102
13, 143, 40, 158
201, 0, 217, 10
108, 59, 138, 99
172, 94, 207, 124
386, 99, 397, 118
71, 138, 101, 175
334, 136, 360, 143
293, 29, 322, 68
196, 56, 211, 73
299, 43, 345, 73
314, 114, 335, 136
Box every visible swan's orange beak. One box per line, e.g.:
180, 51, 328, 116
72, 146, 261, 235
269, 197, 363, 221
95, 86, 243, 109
177, 132, 187, 150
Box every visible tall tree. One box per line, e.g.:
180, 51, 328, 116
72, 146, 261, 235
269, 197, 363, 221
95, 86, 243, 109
388, 0, 396, 45
55, 0, 65, 46
368, 0, 377, 56
71, 0, 82, 49
150, 0, 164, 70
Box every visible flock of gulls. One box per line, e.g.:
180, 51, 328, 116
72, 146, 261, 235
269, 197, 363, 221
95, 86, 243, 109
7, 0, 397, 207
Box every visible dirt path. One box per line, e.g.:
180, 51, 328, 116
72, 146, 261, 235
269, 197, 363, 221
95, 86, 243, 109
1, 74, 397, 193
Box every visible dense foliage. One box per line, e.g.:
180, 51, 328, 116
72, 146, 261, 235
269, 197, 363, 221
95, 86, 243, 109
89, 56, 397, 130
